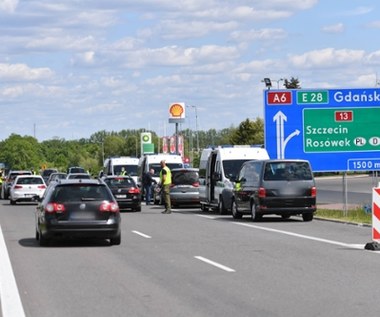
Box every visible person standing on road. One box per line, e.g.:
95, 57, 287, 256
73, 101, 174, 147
143, 168, 156, 205
159, 160, 172, 214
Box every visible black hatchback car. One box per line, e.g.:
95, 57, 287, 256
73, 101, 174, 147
35, 179, 121, 246
103, 176, 141, 211
231, 159, 316, 221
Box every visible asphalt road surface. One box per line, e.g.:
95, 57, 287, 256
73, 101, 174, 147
1, 192, 380, 317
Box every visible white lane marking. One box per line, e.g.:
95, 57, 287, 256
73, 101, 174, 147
234, 222, 366, 250
0, 225, 26, 317
132, 230, 152, 239
196, 215, 217, 220
195, 256, 236, 272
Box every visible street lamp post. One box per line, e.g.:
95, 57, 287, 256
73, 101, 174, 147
274, 78, 284, 89
187, 105, 199, 153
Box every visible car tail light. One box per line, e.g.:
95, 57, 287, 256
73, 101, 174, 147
99, 202, 119, 213
192, 182, 199, 187
311, 186, 317, 197
45, 203, 66, 214
14, 185, 23, 189
258, 187, 266, 198
38, 185, 46, 189
128, 187, 140, 194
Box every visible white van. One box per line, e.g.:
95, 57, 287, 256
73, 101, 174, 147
102, 156, 139, 184
199, 145, 270, 214
138, 154, 184, 202
138, 154, 184, 184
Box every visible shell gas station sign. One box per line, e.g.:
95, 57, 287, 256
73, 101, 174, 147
168, 102, 186, 123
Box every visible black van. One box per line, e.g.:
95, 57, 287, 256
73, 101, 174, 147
231, 159, 316, 221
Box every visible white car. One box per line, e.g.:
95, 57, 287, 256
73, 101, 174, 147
9, 175, 47, 205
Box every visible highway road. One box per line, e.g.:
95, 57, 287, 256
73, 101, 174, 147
1, 184, 380, 317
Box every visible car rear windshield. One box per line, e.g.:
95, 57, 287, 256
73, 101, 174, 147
17, 177, 44, 185
264, 162, 313, 181
52, 184, 112, 202
104, 177, 136, 188
69, 167, 85, 173
172, 171, 199, 185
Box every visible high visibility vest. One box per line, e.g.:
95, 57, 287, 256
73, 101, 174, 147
160, 166, 172, 185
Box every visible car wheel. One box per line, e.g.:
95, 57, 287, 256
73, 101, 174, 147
135, 206, 142, 212
231, 200, 243, 219
251, 203, 261, 221
35, 229, 39, 241
302, 213, 313, 222
10, 199, 16, 205
282, 214, 291, 220
218, 197, 227, 215
110, 234, 121, 245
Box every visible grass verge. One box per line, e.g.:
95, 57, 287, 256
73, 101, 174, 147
316, 208, 371, 225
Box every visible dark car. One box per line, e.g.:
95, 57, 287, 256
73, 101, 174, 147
67, 166, 86, 174
103, 176, 141, 211
35, 179, 121, 246
231, 159, 316, 221
41, 168, 58, 183
169, 168, 200, 207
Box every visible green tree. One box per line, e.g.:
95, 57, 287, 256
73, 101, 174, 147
0, 134, 43, 170
284, 77, 301, 89
229, 118, 264, 145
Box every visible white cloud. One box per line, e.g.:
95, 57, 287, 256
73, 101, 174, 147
366, 20, 380, 29
288, 48, 365, 69
0, 63, 54, 81
230, 28, 287, 42
0, 0, 18, 13
322, 23, 345, 34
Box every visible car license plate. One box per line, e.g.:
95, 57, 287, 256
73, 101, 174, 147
116, 194, 127, 198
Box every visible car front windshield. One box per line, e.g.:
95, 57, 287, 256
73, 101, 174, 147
114, 165, 138, 176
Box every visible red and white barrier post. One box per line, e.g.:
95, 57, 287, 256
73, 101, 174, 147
365, 186, 380, 251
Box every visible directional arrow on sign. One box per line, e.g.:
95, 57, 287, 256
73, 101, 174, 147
273, 111, 300, 159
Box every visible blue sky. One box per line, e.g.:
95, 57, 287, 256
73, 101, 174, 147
1, 0, 379, 141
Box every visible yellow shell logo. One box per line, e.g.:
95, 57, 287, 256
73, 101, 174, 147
169, 103, 184, 117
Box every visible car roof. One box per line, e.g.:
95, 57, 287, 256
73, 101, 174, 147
55, 179, 102, 186
171, 168, 199, 172
103, 175, 133, 179
245, 159, 310, 164
9, 170, 32, 174
15, 175, 43, 178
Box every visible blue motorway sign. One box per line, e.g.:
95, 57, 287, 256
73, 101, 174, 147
264, 88, 380, 172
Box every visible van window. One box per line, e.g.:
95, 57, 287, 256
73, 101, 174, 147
113, 165, 138, 176
264, 162, 313, 181
223, 159, 252, 180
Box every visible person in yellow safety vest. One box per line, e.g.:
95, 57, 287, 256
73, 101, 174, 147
159, 160, 172, 214
120, 167, 127, 176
